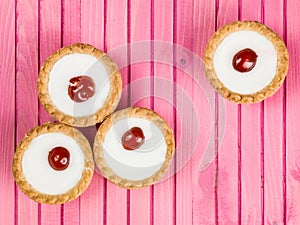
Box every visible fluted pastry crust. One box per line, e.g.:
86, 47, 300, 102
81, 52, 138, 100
204, 21, 289, 104
12, 122, 94, 204
93, 107, 175, 189
38, 43, 122, 126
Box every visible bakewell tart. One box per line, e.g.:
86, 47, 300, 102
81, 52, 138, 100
38, 43, 122, 127
204, 21, 289, 104
12, 123, 94, 204
93, 107, 175, 189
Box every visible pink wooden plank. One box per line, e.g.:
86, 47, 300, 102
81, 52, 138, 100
105, 0, 129, 224
39, 0, 62, 124
0, 1, 15, 225
39, 0, 62, 223
192, 1, 217, 225
174, 0, 195, 224
80, 174, 105, 225
16, 0, 39, 224
80, 0, 103, 49
240, 1, 263, 224
40, 205, 61, 225
80, 1, 105, 225
286, 0, 300, 224
9, 1, 298, 224
240, 90, 262, 225
61, 0, 81, 224
129, 0, 151, 107
263, 1, 285, 224
129, 1, 151, 224
61, 0, 81, 45
215, 0, 239, 224
152, 0, 175, 225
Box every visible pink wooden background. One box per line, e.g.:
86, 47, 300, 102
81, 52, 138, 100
1, 0, 299, 224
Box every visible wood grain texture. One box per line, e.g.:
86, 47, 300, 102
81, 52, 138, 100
38, 0, 62, 124
286, 0, 300, 224
191, 1, 217, 225
105, 0, 128, 224
0, 1, 15, 225
61, 0, 81, 45
129, 1, 151, 224
240, 99, 262, 225
174, 0, 194, 224
40, 205, 61, 225
80, 1, 105, 225
39, 0, 62, 223
16, 0, 39, 224
216, 0, 239, 224
152, 0, 175, 224
61, 0, 81, 224
263, 1, 285, 224
1, 0, 299, 224
240, 1, 263, 224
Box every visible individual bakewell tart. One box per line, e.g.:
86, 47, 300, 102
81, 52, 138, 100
38, 43, 122, 127
12, 123, 94, 204
204, 21, 289, 104
93, 107, 175, 189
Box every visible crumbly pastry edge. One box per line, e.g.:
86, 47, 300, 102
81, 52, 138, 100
12, 122, 94, 204
93, 107, 175, 189
203, 21, 289, 104
38, 43, 122, 127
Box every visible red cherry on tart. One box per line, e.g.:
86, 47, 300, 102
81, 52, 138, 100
232, 48, 258, 73
121, 127, 145, 150
48, 146, 70, 171
13, 122, 95, 204
68, 76, 95, 102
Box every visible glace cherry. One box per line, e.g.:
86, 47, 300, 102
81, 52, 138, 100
68, 76, 95, 102
232, 48, 258, 73
121, 127, 145, 150
48, 146, 70, 171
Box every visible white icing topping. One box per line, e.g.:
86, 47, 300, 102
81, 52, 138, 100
103, 118, 167, 181
22, 133, 85, 195
48, 53, 111, 117
213, 31, 277, 94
